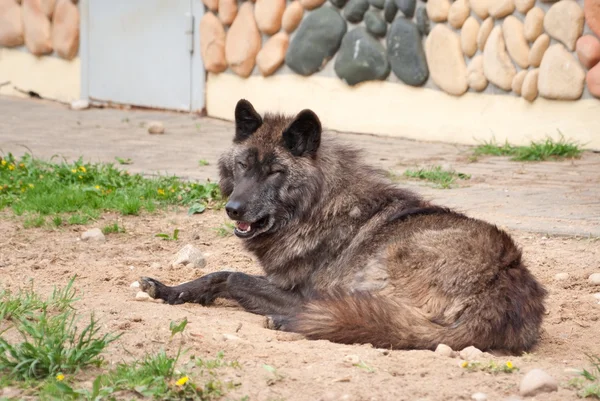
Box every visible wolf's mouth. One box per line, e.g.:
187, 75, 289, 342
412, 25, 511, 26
234, 216, 270, 238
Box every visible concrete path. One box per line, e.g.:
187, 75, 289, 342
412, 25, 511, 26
1, 95, 599, 237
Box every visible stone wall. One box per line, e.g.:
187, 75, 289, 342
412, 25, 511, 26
200, 0, 600, 102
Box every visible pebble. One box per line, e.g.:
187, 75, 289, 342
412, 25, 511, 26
343, 0, 369, 23
52, 0, 79, 60
256, 31, 289, 76
171, 244, 206, 269
589, 273, 600, 285
515, 0, 535, 14
470, 0, 490, 19
343, 354, 361, 364
364, 10, 387, 38
81, 228, 105, 242
512, 70, 527, 95
218, 0, 237, 25
369, 0, 384, 8
22, 0, 53, 55
300, 0, 326, 9
398, 0, 416, 18
199, 12, 227, 73
467, 55, 488, 92
281, 1, 303, 33
459, 346, 483, 361
472, 393, 487, 401
202, 0, 218, 11
483, 26, 517, 91
477, 17, 493, 51
130, 281, 140, 288
529, 33, 550, 68
384, 0, 398, 22
334, 28, 390, 86
554, 272, 569, 281
135, 291, 151, 301
70, 99, 90, 110
538, 44, 586, 100
461, 17, 479, 58
489, 0, 515, 19
524, 7, 544, 42
588, 63, 600, 98
222, 333, 240, 341
147, 121, 165, 134
435, 343, 455, 357
544, 0, 584, 51
576, 35, 600, 69
254, 0, 285, 35
519, 368, 558, 397
503, 16, 530, 69
388, 18, 430, 87
448, 0, 469, 29
416, 6, 430, 35
586, 0, 600, 38
426, 0, 450, 23
592, 292, 600, 301
426, 25, 468, 95
225, 2, 261, 78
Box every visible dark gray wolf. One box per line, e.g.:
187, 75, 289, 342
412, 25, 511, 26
140, 99, 547, 353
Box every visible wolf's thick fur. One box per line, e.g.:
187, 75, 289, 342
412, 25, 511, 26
140, 99, 547, 353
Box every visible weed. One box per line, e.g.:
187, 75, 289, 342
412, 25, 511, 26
214, 222, 235, 237
156, 228, 180, 241
404, 166, 471, 189
114, 156, 133, 165
170, 317, 188, 339
52, 215, 63, 227
569, 354, 600, 398
461, 360, 519, 374
354, 360, 375, 373
263, 364, 285, 385
473, 135, 582, 161
198, 159, 210, 166
23, 214, 45, 228
101, 222, 125, 235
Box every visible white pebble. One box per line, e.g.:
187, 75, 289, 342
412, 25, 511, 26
472, 392, 487, 401
171, 244, 206, 269
130, 281, 140, 288
222, 333, 240, 341
554, 273, 569, 281
459, 345, 483, 361
519, 368, 558, 397
147, 121, 165, 134
435, 344, 456, 357
588, 273, 600, 285
70, 99, 90, 110
135, 291, 151, 302
81, 228, 105, 242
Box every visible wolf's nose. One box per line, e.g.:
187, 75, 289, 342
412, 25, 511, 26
225, 201, 244, 219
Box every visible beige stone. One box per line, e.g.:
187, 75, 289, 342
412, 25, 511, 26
543, 0, 584, 51
255, 0, 285, 35
503, 16, 529, 69
426, 0, 451, 23
489, 0, 515, 18
40, 0, 54, 18
529, 33, 550, 67
576, 35, 600, 69
225, 2, 261, 77
470, 0, 490, 19
586, 0, 600, 38
425, 24, 468, 96
477, 17, 493, 51
282, 1, 303, 33
521, 68, 539, 101
219, 0, 237, 25
461, 17, 479, 58
467, 55, 488, 91
515, 0, 535, 14
448, 0, 469, 29
51, 0, 79, 60
524, 7, 544, 42
0, 0, 24, 47
200, 12, 227, 73
202, 0, 218, 12
538, 44, 585, 100
256, 32, 289, 76
22, 0, 53, 55
299, 0, 326, 10
511, 70, 527, 95
588, 63, 600, 98
483, 26, 517, 91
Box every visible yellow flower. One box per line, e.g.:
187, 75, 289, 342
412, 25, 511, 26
71, 169, 77, 173
28, 184, 34, 188
506, 361, 514, 369
1, 160, 6, 166
461, 361, 469, 368
79, 166, 87, 172
175, 376, 189, 386
157, 189, 165, 195
21, 188, 26, 193
8, 164, 15, 171
78, 175, 83, 179
56, 373, 65, 381
95, 185, 100, 190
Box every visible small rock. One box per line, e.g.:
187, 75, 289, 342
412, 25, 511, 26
199, 12, 227, 73
592, 292, 600, 301
459, 346, 483, 361
0, 387, 21, 399
588, 63, 600, 98
538, 44, 586, 100
461, 16, 479, 58
519, 369, 558, 397
225, 2, 261, 78
544, 0, 584, 51
489, 0, 515, 19
477, 17, 494, 51
435, 344, 455, 357
171, 244, 206, 269
150, 262, 162, 269
426, 24, 467, 95
586, 0, 600, 38
70, 99, 90, 110
512, 70, 527, 95
282, 1, 303, 33
448, 0, 469, 29
416, 6, 430, 35
334, 28, 390, 86
52, 0, 79, 60
576, 35, 600, 69
22, 0, 53, 55
369, 0, 384, 8
503, 16, 530, 69
524, 7, 544, 42
426, 0, 450, 23
330, 0, 348, 7
483, 26, 517, 91
515, 0, 535, 14
254, 0, 285, 35
222, 333, 240, 341
0, 0, 24, 47
147, 121, 165, 134
135, 291, 151, 302
388, 18, 429, 86
218, 0, 237, 25
529, 33, 550, 67
256, 31, 289, 76
285, 7, 346, 76
130, 281, 140, 288
467, 55, 488, 92
397, 0, 416, 18
470, 0, 490, 19
384, 0, 398, 23
364, 10, 387, 38
343, 0, 369, 23
300, 0, 326, 9
472, 393, 487, 401
81, 228, 105, 242
343, 354, 360, 364
554, 272, 570, 281
589, 273, 600, 285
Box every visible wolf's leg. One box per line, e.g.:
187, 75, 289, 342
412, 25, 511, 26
139, 272, 303, 316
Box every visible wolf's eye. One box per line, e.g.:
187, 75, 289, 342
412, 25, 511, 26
237, 161, 247, 169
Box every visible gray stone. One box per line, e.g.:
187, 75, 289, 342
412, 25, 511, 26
285, 7, 347, 76
171, 244, 206, 269
334, 28, 391, 85
416, 6, 430, 35
81, 228, 105, 242
396, 0, 416, 18
343, 0, 370, 23
330, 0, 348, 8
387, 18, 429, 86
365, 11, 387, 37
368, 0, 385, 9
519, 369, 558, 397
384, 0, 398, 23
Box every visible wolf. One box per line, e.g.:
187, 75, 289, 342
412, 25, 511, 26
140, 99, 547, 353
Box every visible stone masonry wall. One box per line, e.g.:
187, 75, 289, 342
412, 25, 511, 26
200, 0, 600, 102
0, 0, 79, 60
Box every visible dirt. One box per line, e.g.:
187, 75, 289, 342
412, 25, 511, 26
1, 206, 599, 401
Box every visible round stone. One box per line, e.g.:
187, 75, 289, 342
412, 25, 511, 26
384, 0, 398, 22
199, 12, 227, 73
512, 70, 528, 95
538, 43, 586, 100
522, 68, 539, 102
503, 16, 530, 69
584, 0, 600, 38
416, 6, 430, 35
577, 35, 600, 69
282, 1, 303, 33
225, 2, 261, 77
515, 0, 535, 14
425, 24, 468, 95
343, 0, 369, 22
489, 0, 515, 19
524, 7, 544, 42
369, 0, 385, 8
461, 17, 479, 58
544, 0, 585, 51
426, 0, 450, 23
334, 28, 391, 86
448, 0, 469, 29
467, 55, 488, 91
254, 0, 285, 35
218, 0, 238, 25
483, 26, 517, 91
477, 17, 494, 51
387, 18, 429, 86
589, 64, 600, 98
364, 10, 387, 37
256, 32, 289, 76
529, 33, 550, 67
397, 0, 416, 18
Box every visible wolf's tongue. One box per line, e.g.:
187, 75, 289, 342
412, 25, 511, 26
236, 222, 251, 232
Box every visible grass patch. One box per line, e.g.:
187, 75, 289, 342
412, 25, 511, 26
569, 354, 600, 398
102, 222, 125, 235
473, 135, 582, 161
0, 153, 222, 228
460, 360, 519, 374
155, 228, 180, 241
198, 159, 210, 166
403, 166, 471, 189
214, 222, 235, 237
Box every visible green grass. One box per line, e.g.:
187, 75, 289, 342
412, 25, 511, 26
473, 135, 583, 161
101, 222, 125, 235
569, 354, 600, 398
0, 153, 222, 228
403, 166, 471, 189
461, 360, 519, 374
214, 222, 235, 237
198, 159, 210, 166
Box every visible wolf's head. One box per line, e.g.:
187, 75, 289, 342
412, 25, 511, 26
217, 99, 325, 239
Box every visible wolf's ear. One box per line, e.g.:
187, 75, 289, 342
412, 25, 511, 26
234, 99, 262, 143
282, 109, 322, 157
